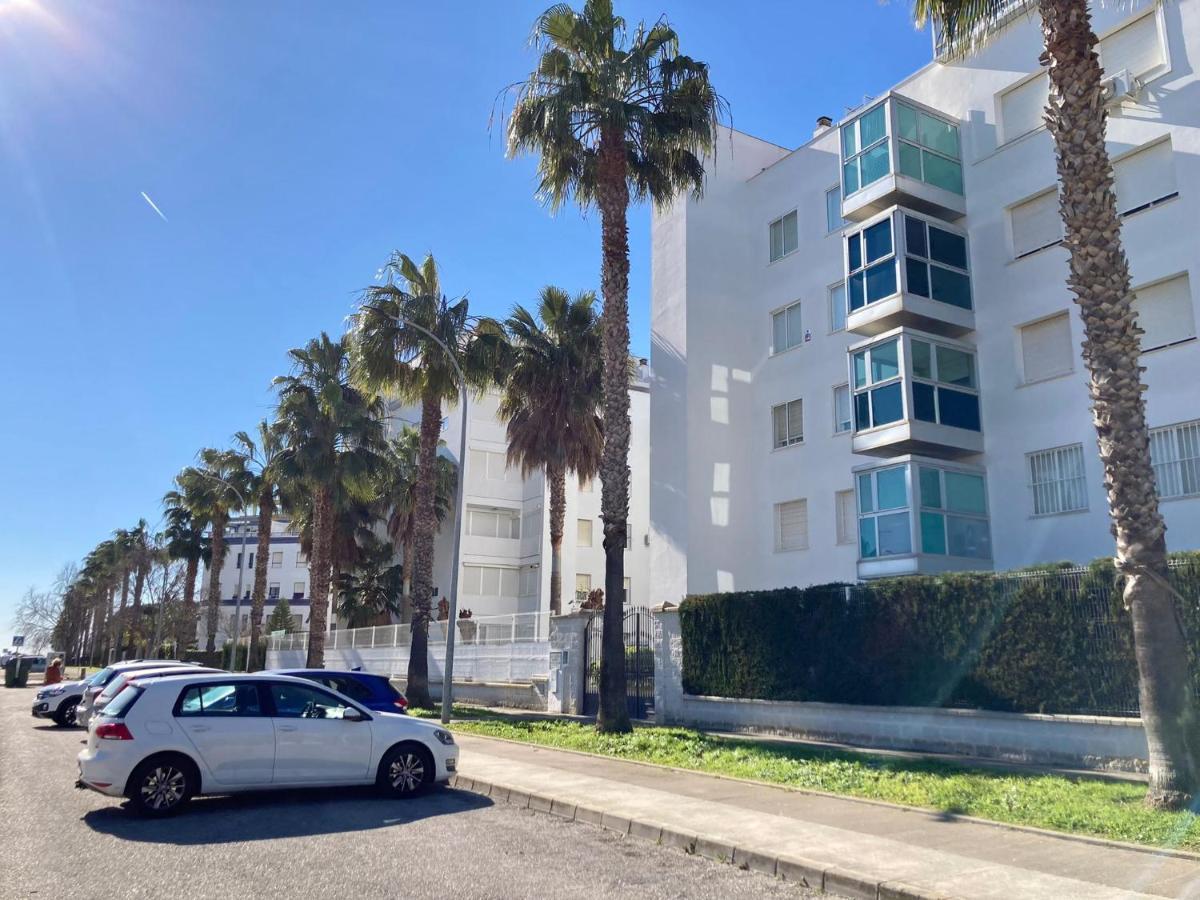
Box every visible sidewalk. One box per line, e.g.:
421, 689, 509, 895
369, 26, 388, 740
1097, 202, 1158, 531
453, 733, 1200, 899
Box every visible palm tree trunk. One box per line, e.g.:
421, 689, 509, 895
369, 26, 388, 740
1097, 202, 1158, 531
249, 491, 273, 670
204, 511, 227, 654
595, 126, 632, 733
548, 461, 566, 615
406, 390, 442, 709
1040, 0, 1199, 808
305, 485, 333, 667
131, 561, 147, 655
180, 555, 199, 650
401, 539, 414, 624
113, 570, 130, 658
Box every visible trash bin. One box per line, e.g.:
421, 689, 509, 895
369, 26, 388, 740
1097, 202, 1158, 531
4, 656, 32, 688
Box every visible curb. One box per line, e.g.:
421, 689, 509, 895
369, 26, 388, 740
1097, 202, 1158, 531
449, 773, 952, 899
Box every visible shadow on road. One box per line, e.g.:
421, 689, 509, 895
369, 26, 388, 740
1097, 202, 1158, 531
83, 786, 492, 844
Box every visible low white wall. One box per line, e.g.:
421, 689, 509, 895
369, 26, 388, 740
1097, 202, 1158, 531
653, 607, 1149, 773
266, 639, 550, 684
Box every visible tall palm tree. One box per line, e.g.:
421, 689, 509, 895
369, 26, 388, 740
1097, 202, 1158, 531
127, 519, 153, 655
108, 527, 135, 657
233, 421, 286, 669
274, 332, 386, 668
498, 287, 603, 614
163, 478, 212, 651
508, 0, 723, 731
335, 536, 405, 629
352, 251, 505, 708
916, 0, 1199, 811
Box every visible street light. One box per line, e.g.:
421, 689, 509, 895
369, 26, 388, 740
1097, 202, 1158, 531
388, 314, 467, 727
197, 472, 250, 673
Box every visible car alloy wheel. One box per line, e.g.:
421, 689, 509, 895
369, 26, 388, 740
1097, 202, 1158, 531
140, 766, 186, 812
388, 752, 426, 794
60, 701, 78, 727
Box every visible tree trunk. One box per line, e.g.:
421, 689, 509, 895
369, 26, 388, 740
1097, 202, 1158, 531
180, 555, 199, 651
1039, 0, 1198, 808
249, 490, 273, 670
112, 569, 130, 659
547, 460, 566, 615
401, 539, 414, 624
595, 126, 632, 733
406, 390, 442, 709
131, 559, 147, 655
204, 511, 227, 653
305, 484, 333, 667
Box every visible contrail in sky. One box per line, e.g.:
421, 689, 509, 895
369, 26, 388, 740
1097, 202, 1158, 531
140, 191, 168, 222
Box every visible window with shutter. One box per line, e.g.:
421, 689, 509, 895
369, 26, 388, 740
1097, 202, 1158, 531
1133, 274, 1196, 352
1100, 10, 1164, 80
1020, 313, 1073, 383
577, 518, 593, 547
1027, 445, 1088, 515
1011, 190, 1062, 258
999, 74, 1048, 142
775, 499, 809, 551
1114, 139, 1177, 216
772, 399, 804, 448
835, 490, 857, 545
1150, 419, 1200, 500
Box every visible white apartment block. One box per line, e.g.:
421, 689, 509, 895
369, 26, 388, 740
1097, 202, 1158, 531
651, 0, 1200, 600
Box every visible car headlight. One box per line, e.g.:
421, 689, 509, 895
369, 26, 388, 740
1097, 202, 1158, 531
433, 729, 455, 746
45, 687, 65, 696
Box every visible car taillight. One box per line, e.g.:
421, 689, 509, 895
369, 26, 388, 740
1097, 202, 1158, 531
394, 697, 408, 709
95, 723, 134, 741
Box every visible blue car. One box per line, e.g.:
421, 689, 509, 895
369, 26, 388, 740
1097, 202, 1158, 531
268, 669, 409, 714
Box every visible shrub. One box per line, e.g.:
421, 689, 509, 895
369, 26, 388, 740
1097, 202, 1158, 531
679, 552, 1200, 716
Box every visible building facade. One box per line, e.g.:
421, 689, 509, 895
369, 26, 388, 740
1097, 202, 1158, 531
651, 0, 1200, 601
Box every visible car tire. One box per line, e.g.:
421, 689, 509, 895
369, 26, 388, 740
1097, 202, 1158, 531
52, 698, 80, 727
126, 754, 196, 817
377, 743, 433, 798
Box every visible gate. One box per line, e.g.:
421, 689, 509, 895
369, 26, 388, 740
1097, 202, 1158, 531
582, 607, 654, 719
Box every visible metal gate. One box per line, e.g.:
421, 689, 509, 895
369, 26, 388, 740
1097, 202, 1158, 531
582, 607, 654, 720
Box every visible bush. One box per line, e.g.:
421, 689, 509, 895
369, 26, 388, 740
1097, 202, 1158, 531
679, 552, 1200, 716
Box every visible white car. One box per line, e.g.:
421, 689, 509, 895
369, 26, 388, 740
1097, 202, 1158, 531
77, 672, 458, 816
32, 677, 90, 726
91, 666, 224, 719
76, 660, 192, 729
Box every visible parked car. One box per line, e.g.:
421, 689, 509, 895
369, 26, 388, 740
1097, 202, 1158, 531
76, 660, 193, 729
266, 669, 408, 714
92, 666, 224, 719
76, 672, 458, 816
32, 676, 92, 726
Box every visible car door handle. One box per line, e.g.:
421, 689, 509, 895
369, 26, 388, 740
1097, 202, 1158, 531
276, 724, 298, 732
188, 725, 211, 733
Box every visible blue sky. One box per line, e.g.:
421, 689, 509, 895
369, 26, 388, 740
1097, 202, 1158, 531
0, 0, 932, 635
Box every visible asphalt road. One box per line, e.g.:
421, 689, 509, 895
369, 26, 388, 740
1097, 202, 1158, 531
0, 685, 818, 900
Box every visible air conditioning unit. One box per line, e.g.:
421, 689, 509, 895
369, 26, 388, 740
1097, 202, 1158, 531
1101, 69, 1141, 106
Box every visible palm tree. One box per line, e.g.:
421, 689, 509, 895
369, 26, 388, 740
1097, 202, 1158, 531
126, 519, 153, 655
915, 0, 1199, 811
163, 478, 212, 651
108, 527, 135, 657
351, 251, 505, 708
508, 0, 723, 732
274, 332, 386, 668
498, 287, 603, 615
233, 422, 286, 669
335, 536, 405, 629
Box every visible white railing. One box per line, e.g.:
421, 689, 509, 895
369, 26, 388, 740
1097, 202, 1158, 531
267, 610, 550, 653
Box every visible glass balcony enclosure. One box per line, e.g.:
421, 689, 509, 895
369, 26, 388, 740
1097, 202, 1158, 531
839, 94, 966, 222
849, 328, 983, 458
843, 207, 974, 337
854, 455, 992, 579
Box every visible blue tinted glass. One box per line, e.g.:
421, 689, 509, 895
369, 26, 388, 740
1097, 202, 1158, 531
947, 515, 991, 559
843, 161, 859, 195
871, 382, 904, 426
924, 152, 963, 194
912, 382, 937, 423
870, 340, 899, 382
849, 273, 866, 311
945, 472, 987, 514
842, 123, 857, 160
876, 467, 908, 510
930, 267, 972, 309
861, 142, 890, 186
911, 340, 932, 379
853, 351, 868, 388
906, 258, 929, 298
921, 512, 947, 555
854, 391, 871, 431
919, 467, 943, 508
848, 233, 862, 271
897, 103, 919, 142
859, 105, 886, 146
864, 220, 893, 263
920, 111, 960, 158
865, 261, 897, 303
937, 388, 981, 430
877, 512, 912, 556
928, 227, 967, 268
858, 473, 874, 513
905, 216, 927, 257
860, 516, 878, 558
898, 141, 923, 179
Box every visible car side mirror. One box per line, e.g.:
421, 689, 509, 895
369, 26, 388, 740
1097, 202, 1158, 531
343, 708, 366, 722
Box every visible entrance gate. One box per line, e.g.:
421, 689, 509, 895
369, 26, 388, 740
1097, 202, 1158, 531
582, 607, 654, 720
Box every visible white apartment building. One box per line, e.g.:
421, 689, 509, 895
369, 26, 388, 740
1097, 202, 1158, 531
651, 0, 1200, 600
198, 516, 311, 643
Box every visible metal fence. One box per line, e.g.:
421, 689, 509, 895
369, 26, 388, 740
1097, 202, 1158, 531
267, 610, 550, 653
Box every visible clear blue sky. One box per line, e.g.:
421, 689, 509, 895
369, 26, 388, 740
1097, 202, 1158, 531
0, 0, 931, 633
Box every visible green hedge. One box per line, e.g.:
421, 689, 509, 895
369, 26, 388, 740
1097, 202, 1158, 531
679, 553, 1200, 716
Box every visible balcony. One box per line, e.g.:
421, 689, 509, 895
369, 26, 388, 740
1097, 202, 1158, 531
843, 207, 974, 337
849, 328, 983, 458
853, 455, 993, 579
839, 94, 966, 222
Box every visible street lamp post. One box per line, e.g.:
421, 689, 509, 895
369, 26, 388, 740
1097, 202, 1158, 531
198, 473, 249, 672
390, 314, 467, 726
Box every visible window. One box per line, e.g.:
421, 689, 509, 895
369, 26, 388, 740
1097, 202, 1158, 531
235, 552, 243, 569
1100, 9, 1165, 80
1115, 140, 1177, 217
470, 448, 520, 482
623, 577, 632, 600
829, 282, 847, 333
771, 301, 804, 354
268, 583, 280, 600
825, 185, 846, 233
846, 217, 897, 312
775, 499, 809, 552
297, 552, 308, 565
577, 518, 593, 547
247, 553, 254, 571
178, 683, 262, 718
833, 384, 852, 434
462, 565, 519, 597
1020, 313, 1073, 383
625, 522, 633, 551
575, 573, 592, 600
1133, 274, 1196, 352
1150, 419, 1200, 500
895, 101, 963, 194
1028, 444, 1088, 515
903, 213, 971, 310
857, 466, 912, 559
579, 475, 594, 493
1011, 190, 1062, 258
772, 398, 804, 448
999, 74, 1048, 143
292, 581, 305, 599
835, 489, 857, 545
852, 339, 903, 431
267, 682, 355, 719
909, 339, 981, 431
841, 103, 889, 196
918, 466, 991, 559
466, 506, 521, 539
519, 566, 538, 597
769, 210, 799, 262
271, 551, 283, 568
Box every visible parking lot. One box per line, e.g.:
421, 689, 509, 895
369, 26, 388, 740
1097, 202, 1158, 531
0, 685, 814, 900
